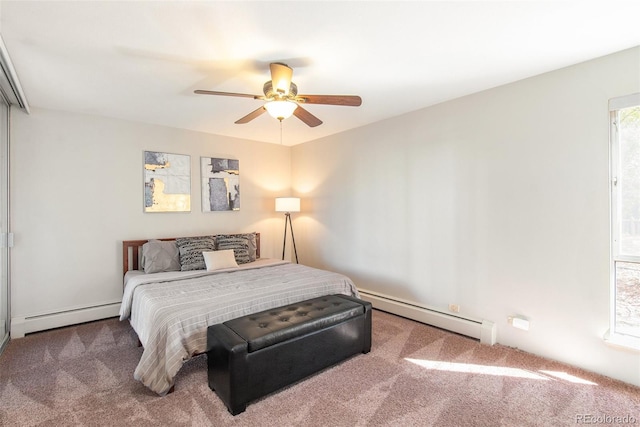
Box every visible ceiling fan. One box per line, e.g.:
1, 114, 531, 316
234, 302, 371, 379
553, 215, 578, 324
194, 62, 362, 127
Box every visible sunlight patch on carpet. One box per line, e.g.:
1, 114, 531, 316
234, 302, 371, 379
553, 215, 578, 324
405, 359, 600, 385
539, 370, 598, 385
405, 358, 549, 380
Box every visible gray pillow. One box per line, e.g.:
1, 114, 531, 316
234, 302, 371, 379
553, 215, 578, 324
141, 240, 180, 274
242, 232, 258, 260
176, 236, 217, 271
216, 233, 255, 264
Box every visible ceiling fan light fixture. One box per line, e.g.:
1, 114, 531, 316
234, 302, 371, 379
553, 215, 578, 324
264, 100, 298, 121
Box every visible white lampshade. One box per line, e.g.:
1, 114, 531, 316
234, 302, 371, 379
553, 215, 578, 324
275, 197, 300, 213
264, 100, 298, 120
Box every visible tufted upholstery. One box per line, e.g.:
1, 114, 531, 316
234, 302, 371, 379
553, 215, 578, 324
224, 295, 365, 352
207, 294, 372, 415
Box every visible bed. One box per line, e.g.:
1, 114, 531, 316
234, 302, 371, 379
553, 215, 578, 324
119, 232, 360, 396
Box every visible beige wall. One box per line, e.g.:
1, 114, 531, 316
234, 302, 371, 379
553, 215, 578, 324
10, 108, 291, 319
291, 47, 640, 386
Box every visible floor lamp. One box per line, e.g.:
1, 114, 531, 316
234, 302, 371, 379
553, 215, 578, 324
275, 197, 300, 263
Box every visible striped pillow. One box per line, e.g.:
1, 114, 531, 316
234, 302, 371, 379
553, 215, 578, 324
216, 234, 253, 264
176, 236, 217, 271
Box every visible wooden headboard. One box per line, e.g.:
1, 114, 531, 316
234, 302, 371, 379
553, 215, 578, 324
123, 233, 260, 277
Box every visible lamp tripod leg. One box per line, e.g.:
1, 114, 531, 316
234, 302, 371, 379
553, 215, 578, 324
281, 213, 289, 261
288, 215, 298, 264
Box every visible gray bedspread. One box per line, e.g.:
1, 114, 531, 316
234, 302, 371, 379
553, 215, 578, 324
119, 260, 359, 395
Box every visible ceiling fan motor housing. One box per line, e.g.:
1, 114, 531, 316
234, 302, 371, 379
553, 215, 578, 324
263, 81, 298, 100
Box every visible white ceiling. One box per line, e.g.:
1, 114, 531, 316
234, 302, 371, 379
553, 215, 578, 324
1, 1, 639, 146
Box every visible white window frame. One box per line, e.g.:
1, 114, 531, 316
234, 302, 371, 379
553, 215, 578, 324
607, 92, 640, 350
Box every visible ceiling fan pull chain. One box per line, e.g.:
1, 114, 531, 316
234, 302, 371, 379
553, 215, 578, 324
280, 120, 283, 145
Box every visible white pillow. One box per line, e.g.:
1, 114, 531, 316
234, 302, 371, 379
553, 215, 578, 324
203, 250, 239, 271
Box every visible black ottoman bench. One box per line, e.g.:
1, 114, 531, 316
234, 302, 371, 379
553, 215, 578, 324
206, 294, 372, 415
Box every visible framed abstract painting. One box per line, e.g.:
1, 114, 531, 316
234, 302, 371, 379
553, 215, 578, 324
143, 151, 191, 213
201, 157, 240, 212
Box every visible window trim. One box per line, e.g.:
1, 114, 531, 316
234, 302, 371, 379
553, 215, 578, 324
608, 93, 640, 351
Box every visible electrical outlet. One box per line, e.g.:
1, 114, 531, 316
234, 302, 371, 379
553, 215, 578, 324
448, 304, 460, 313
509, 315, 530, 331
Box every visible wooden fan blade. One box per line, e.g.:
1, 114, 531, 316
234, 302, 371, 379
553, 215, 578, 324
194, 89, 263, 100
270, 63, 293, 95
296, 94, 362, 106
235, 107, 266, 124
293, 106, 323, 127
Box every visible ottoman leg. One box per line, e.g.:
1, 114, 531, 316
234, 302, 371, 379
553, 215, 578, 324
228, 403, 247, 416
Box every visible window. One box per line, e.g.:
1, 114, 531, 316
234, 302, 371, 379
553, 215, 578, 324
610, 93, 640, 347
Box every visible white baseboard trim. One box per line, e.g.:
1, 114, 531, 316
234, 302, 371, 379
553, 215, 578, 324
358, 288, 496, 345
11, 302, 121, 338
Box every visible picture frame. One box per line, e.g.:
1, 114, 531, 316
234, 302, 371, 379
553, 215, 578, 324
201, 157, 240, 212
143, 151, 191, 213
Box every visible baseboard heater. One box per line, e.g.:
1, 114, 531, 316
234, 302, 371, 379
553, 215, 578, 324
358, 288, 496, 345
11, 302, 121, 338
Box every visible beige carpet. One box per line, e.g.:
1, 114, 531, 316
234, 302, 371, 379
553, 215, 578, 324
1, 310, 638, 426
